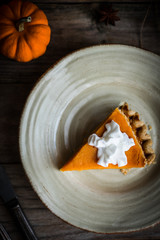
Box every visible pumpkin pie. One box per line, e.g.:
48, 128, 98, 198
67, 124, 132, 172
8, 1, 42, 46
60, 103, 155, 174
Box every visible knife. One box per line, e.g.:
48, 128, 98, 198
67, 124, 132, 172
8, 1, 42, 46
0, 165, 38, 240
0, 223, 12, 240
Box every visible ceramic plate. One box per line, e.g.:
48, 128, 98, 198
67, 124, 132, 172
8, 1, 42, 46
19, 45, 160, 233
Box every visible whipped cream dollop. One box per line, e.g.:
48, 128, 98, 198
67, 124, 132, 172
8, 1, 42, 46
88, 120, 135, 167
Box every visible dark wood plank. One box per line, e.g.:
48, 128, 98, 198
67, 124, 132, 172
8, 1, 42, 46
34, 0, 158, 2
0, 2, 159, 83
0, 84, 33, 164
0, 163, 160, 240
0, 0, 155, 4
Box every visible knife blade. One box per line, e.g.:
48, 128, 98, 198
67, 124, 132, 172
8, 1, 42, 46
0, 165, 38, 240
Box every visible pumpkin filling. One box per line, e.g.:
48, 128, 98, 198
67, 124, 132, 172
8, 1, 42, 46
60, 103, 155, 174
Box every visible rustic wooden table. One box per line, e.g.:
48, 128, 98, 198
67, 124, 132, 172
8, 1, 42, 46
0, 0, 160, 239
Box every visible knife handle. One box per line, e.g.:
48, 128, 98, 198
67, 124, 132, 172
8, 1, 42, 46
6, 199, 38, 240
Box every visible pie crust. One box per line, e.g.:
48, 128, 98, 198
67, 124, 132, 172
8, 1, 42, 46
119, 103, 155, 174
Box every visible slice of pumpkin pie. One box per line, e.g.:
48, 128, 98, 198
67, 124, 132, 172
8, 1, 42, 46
60, 103, 155, 173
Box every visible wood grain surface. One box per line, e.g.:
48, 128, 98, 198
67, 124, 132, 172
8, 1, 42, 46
0, 0, 160, 239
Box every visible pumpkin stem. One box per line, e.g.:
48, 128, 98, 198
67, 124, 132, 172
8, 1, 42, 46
16, 16, 32, 32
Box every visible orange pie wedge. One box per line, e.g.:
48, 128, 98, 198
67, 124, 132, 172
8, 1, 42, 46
60, 103, 155, 173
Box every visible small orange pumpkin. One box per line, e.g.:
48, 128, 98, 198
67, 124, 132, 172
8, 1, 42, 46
0, 0, 51, 62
